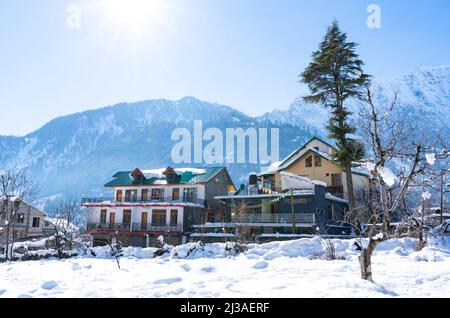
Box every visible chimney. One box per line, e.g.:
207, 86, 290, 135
249, 172, 258, 185
163, 167, 178, 183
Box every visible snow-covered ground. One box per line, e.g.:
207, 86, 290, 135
1, 237, 450, 298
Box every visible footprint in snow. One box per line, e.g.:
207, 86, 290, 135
72, 263, 81, 271
201, 266, 215, 273
17, 294, 34, 298
252, 261, 269, 269
41, 280, 58, 290
153, 277, 182, 285
180, 263, 191, 272
0, 289, 5, 296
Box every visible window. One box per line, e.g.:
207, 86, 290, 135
172, 188, 180, 201
116, 190, 122, 202
125, 189, 137, 202
123, 209, 132, 225
16, 213, 25, 224
305, 156, 313, 167
100, 209, 107, 224
32, 217, 40, 228
141, 189, 148, 201
313, 146, 320, 151
151, 188, 164, 201
109, 213, 116, 227
183, 188, 197, 202
170, 209, 178, 226
141, 212, 148, 230
331, 174, 342, 187
314, 155, 322, 167
207, 211, 215, 223
152, 210, 166, 226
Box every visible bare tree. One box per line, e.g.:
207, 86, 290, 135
356, 85, 439, 281
0, 168, 38, 261
235, 202, 254, 244
48, 197, 82, 258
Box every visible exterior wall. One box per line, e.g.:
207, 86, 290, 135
342, 172, 371, 200
111, 184, 205, 202
204, 169, 233, 213
87, 206, 184, 226
265, 152, 370, 200
276, 154, 342, 191
0, 201, 46, 240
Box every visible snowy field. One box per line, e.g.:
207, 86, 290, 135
1, 237, 450, 298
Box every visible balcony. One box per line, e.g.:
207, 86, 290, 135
325, 186, 344, 198
86, 223, 183, 233
231, 213, 315, 226
81, 197, 205, 206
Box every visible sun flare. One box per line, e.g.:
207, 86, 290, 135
103, 0, 162, 28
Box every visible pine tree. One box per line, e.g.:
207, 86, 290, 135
300, 20, 369, 210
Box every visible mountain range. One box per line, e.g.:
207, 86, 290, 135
0, 65, 449, 209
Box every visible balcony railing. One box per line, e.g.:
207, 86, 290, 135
232, 213, 315, 224
132, 223, 183, 232
81, 197, 205, 206
86, 223, 183, 233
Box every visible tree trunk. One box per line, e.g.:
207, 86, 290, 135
4, 224, 10, 261
345, 163, 355, 211
359, 239, 380, 282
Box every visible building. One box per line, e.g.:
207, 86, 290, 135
0, 199, 48, 241
259, 136, 370, 200
192, 172, 351, 243
82, 166, 235, 247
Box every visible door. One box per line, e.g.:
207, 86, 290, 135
109, 212, 116, 229
116, 190, 123, 202
123, 210, 132, 228
170, 209, 178, 226
141, 212, 148, 230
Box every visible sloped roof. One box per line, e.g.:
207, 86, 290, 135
279, 136, 336, 167
260, 147, 370, 178
105, 167, 231, 187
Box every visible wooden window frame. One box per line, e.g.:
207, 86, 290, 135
305, 155, 313, 168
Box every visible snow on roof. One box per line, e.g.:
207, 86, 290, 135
325, 193, 349, 204
280, 172, 315, 191
141, 168, 207, 179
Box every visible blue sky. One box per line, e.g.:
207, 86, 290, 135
1, 0, 449, 136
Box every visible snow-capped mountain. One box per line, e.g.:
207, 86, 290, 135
259, 65, 450, 137
0, 66, 448, 209
0, 97, 312, 207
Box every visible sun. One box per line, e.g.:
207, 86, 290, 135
93, 0, 174, 44
103, 0, 162, 29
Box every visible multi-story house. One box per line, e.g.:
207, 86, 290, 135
82, 166, 235, 247
200, 172, 351, 243
0, 200, 48, 242
259, 136, 370, 200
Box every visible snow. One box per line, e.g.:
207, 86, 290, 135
1, 236, 450, 298
142, 168, 206, 179
372, 233, 384, 241
365, 162, 398, 187
422, 192, 432, 200
425, 153, 436, 165
280, 172, 315, 191
325, 193, 349, 204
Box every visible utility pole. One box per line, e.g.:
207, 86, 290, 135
290, 189, 296, 234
